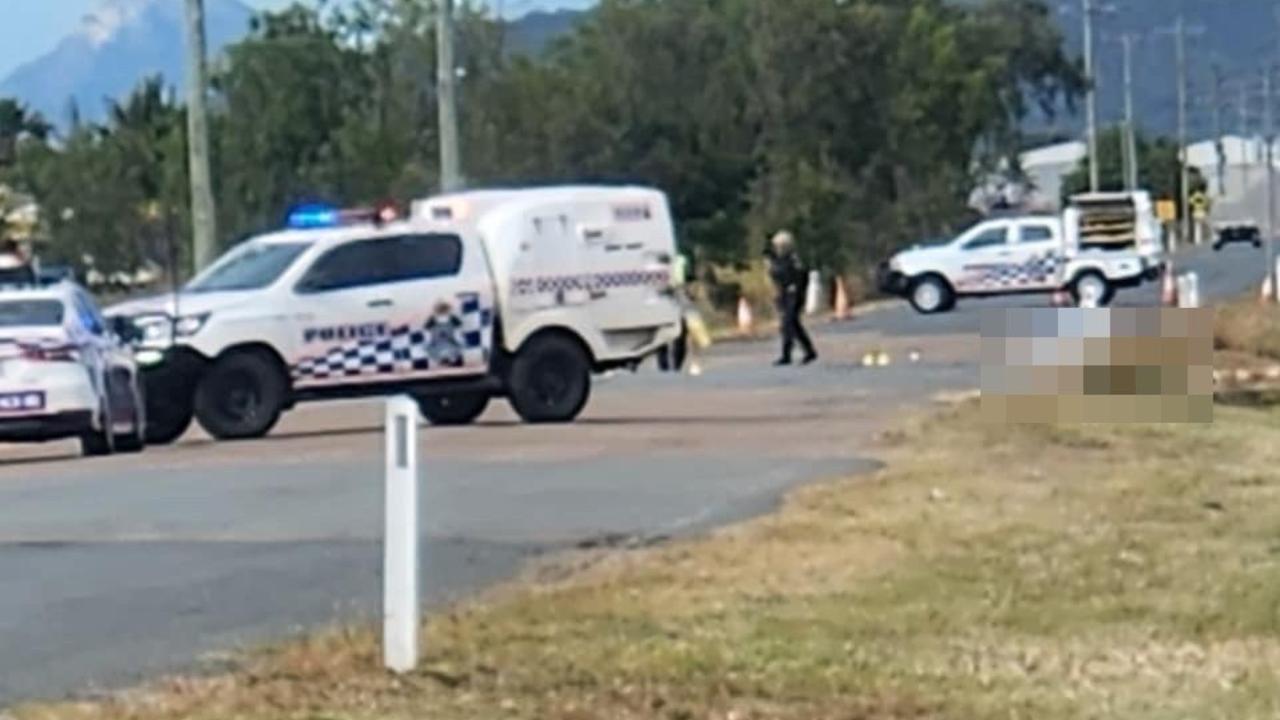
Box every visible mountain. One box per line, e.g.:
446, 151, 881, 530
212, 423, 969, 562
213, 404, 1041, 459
503, 9, 584, 56
0, 0, 586, 130
1034, 0, 1277, 139
0, 0, 255, 127
10, 0, 1261, 141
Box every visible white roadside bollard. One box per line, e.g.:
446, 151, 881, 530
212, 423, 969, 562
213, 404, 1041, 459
804, 270, 822, 315
1273, 256, 1280, 303
383, 395, 420, 673
1177, 272, 1201, 309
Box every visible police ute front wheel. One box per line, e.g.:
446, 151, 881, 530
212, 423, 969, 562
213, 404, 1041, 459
194, 351, 287, 440
507, 334, 591, 424
416, 393, 490, 426
145, 398, 193, 445
909, 276, 953, 315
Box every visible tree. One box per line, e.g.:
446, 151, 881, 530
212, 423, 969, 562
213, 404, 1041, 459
0, 99, 50, 167
1061, 126, 1206, 211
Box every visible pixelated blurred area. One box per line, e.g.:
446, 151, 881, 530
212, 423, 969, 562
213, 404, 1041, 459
980, 308, 1214, 424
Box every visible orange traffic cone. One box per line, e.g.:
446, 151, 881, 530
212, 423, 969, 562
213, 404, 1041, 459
832, 276, 850, 321
1161, 261, 1178, 306
736, 296, 754, 336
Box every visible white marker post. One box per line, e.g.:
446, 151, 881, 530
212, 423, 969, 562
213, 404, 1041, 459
804, 270, 822, 315
383, 395, 420, 673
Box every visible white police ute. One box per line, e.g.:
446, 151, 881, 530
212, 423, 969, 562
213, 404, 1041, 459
878, 191, 1163, 313
0, 281, 145, 455
107, 185, 684, 443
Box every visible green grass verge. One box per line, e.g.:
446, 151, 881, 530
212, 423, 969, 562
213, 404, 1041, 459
16, 402, 1280, 720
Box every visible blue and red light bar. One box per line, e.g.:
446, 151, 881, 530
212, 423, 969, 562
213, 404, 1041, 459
286, 202, 401, 230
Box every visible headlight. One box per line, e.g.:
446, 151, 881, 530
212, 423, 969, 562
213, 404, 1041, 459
134, 315, 173, 346
174, 313, 211, 337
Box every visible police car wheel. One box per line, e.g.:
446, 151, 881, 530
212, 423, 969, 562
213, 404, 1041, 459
145, 399, 193, 445
80, 399, 115, 457
116, 385, 146, 453
1071, 272, 1113, 307
508, 334, 591, 424
909, 276, 952, 315
194, 351, 287, 440
416, 393, 490, 426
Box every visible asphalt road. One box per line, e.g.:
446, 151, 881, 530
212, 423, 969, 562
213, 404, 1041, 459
0, 241, 1264, 706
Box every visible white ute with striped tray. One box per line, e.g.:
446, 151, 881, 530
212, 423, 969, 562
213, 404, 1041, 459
105, 186, 684, 444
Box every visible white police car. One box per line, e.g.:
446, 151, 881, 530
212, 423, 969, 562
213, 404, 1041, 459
0, 280, 145, 455
107, 186, 684, 443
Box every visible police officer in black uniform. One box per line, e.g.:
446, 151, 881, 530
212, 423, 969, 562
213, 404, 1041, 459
0, 239, 37, 286
765, 230, 817, 366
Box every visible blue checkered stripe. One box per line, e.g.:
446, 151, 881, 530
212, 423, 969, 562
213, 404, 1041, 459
292, 294, 493, 384
512, 270, 670, 297
964, 254, 1062, 288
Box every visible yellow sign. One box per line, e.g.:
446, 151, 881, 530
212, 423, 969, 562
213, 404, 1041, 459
1156, 199, 1177, 222
1190, 191, 1209, 219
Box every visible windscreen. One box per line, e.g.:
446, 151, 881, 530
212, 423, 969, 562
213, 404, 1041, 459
185, 242, 310, 293
0, 299, 64, 327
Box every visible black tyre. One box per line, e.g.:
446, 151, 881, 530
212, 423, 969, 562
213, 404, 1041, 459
80, 400, 115, 457
1070, 271, 1113, 307
194, 351, 288, 440
507, 334, 591, 424
908, 275, 954, 315
145, 396, 193, 445
416, 393, 490, 426
116, 383, 146, 453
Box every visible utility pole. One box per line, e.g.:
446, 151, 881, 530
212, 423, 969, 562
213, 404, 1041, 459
1121, 34, 1139, 191
1267, 68, 1277, 301
1083, 0, 1100, 192
183, 0, 217, 273
1212, 65, 1226, 197
436, 0, 462, 193
1241, 82, 1253, 197
1175, 14, 1191, 245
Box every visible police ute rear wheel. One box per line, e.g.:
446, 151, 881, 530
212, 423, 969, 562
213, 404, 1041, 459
116, 385, 146, 454
194, 351, 287, 441
909, 275, 953, 315
508, 335, 591, 424
1071, 272, 1113, 308
80, 399, 115, 457
416, 393, 490, 426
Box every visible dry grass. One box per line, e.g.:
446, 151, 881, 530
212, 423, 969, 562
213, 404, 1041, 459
15, 402, 1280, 720
1215, 299, 1280, 360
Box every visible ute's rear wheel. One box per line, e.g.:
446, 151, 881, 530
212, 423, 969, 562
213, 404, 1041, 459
1071, 271, 1113, 308
416, 393, 490, 426
194, 351, 287, 440
80, 397, 115, 457
507, 334, 591, 424
116, 382, 146, 453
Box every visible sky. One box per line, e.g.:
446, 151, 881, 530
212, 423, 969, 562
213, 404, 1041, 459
0, 0, 594, 79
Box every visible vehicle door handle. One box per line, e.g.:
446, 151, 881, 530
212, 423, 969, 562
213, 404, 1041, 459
367, 299, 393, 308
